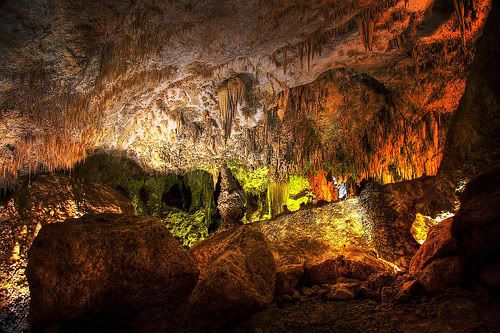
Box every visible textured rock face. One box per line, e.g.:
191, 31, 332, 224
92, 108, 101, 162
216, 165, 246, 228
359, 176, 456, 270
409, 217, 457, 274
189, 225, 276, 324
406, 165, 500, 294
305, 249, 397, 285
417, 256, 464, 293
0, 0, 491, 185
0, 174, 134, 333
26, 214, 199, 331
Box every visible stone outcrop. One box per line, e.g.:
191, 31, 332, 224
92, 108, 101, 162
0, 174, 134, 333
305, 249, 398, 285
26, 214, 199, 331
359, 177, 456, 271
409, 217, 457, 274
189, 225, 276, 324
216, 166, 246, 229
417, 256, 464, 294
406, 165, 500, 294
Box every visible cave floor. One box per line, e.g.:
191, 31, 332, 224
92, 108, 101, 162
232, 289, 500, 333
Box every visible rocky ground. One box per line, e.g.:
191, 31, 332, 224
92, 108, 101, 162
234, 288, 500, 333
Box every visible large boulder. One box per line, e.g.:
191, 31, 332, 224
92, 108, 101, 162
1, 174, 135, 333
305, 248, 398, 285
453, 164, 500, 259
417, 256, 464, 294
409, 217, 457, 274
189, 225, 276, 324
27, 214, 199, 331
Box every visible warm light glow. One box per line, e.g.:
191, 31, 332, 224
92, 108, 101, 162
411, 211, 455, 244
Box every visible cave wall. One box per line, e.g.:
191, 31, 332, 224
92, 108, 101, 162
441, 0, 500, 176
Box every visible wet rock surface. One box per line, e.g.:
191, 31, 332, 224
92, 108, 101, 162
26, 213, 199, 331
189, 225, 276, 325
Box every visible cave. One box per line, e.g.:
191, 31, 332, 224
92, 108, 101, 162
1, 0, 500, 332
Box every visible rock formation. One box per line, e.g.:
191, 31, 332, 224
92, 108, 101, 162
0, 174, 134, 332
0, 0, 491, 185
27, 214, 199, 331
189, 225, 276, 325
216, 165, 246, 229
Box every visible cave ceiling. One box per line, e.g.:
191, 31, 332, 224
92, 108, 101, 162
0, 0, 492, 184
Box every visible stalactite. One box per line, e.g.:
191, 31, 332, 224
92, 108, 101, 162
268, 182, 289, 216
356, 8, 377, 51
270, 68, 447, 186
412, 46, 420, 77
270, 0, 396, 72
453, 0, 467, 46
218, 76, 246, 141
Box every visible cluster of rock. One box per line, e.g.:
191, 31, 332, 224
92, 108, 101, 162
26, 209, 406, 332
26, 216, 276, 332
24, 166, 500, 331
358, 176, 456, 271
274, 247, 399, 305
399, 164, 500, 296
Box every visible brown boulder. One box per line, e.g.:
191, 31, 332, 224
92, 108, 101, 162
189, 225, 276, 324
409, 217, 457, 274
305, 249, 398, 285
27, 214, 199, 331
452, 164, 500, 259
418, 256, 464, 294
324, 283, 358, 300
274, 262, 305, 296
